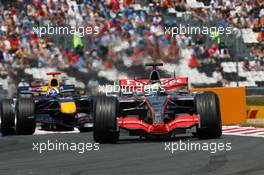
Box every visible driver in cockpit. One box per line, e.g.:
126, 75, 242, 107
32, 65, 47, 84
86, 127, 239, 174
47, 88, 60, 97
144, 81, 162, 96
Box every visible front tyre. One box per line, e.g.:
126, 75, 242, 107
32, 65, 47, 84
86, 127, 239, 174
195, 92, 222, 139
93, 96, 119, 143
1, 99, 15, 135
16, 98, 36, 135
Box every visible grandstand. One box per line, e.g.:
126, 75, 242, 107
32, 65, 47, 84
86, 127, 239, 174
0, 0, 263, 98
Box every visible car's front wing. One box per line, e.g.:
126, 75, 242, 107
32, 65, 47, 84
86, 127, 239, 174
118, 114, 198, 135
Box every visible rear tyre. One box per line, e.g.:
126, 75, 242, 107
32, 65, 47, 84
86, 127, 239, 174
195, 92, 222, 139
93, 96, 119, 143
1, 99, 15, 135
16, 98, 36, 135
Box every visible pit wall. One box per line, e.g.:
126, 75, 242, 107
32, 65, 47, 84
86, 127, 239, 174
191, 87, 247, 125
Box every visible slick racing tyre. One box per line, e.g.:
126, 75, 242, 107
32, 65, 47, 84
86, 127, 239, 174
1, 99, 15, 135
15, 98, 36, 135
93, 96, 119, 143
195, 92, 222, 139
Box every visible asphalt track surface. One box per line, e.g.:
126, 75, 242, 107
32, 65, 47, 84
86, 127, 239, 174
0, 131, 264, 175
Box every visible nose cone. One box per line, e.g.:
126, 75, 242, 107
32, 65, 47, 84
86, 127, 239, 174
146, 96, 168, 124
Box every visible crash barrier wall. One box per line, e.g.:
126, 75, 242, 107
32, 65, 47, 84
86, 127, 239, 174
191, 87, 247, 125
247, 106, 264, 119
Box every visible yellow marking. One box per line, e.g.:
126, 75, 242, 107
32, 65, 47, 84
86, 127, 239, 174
247, 106, 264, 118
60, 102, 77, 114
40, 86, 48, 92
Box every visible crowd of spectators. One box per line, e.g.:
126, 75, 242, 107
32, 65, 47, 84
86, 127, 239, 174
0, 0, 185, 80
0, 0, 263, 91
186, 0, 264, 85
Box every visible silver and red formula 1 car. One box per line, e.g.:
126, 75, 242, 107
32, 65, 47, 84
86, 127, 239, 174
93, 63, 222, 143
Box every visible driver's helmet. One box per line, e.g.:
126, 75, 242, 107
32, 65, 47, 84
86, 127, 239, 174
145, 81, 162, 95
47, 88, 59, 96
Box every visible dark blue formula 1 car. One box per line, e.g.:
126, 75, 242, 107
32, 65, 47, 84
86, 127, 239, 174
1, 72, 94, 135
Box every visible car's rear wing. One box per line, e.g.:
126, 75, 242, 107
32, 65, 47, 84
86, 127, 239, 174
119, 77, 188, 92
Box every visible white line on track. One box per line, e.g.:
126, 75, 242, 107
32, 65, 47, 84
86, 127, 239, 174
33, 128, 79, 135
